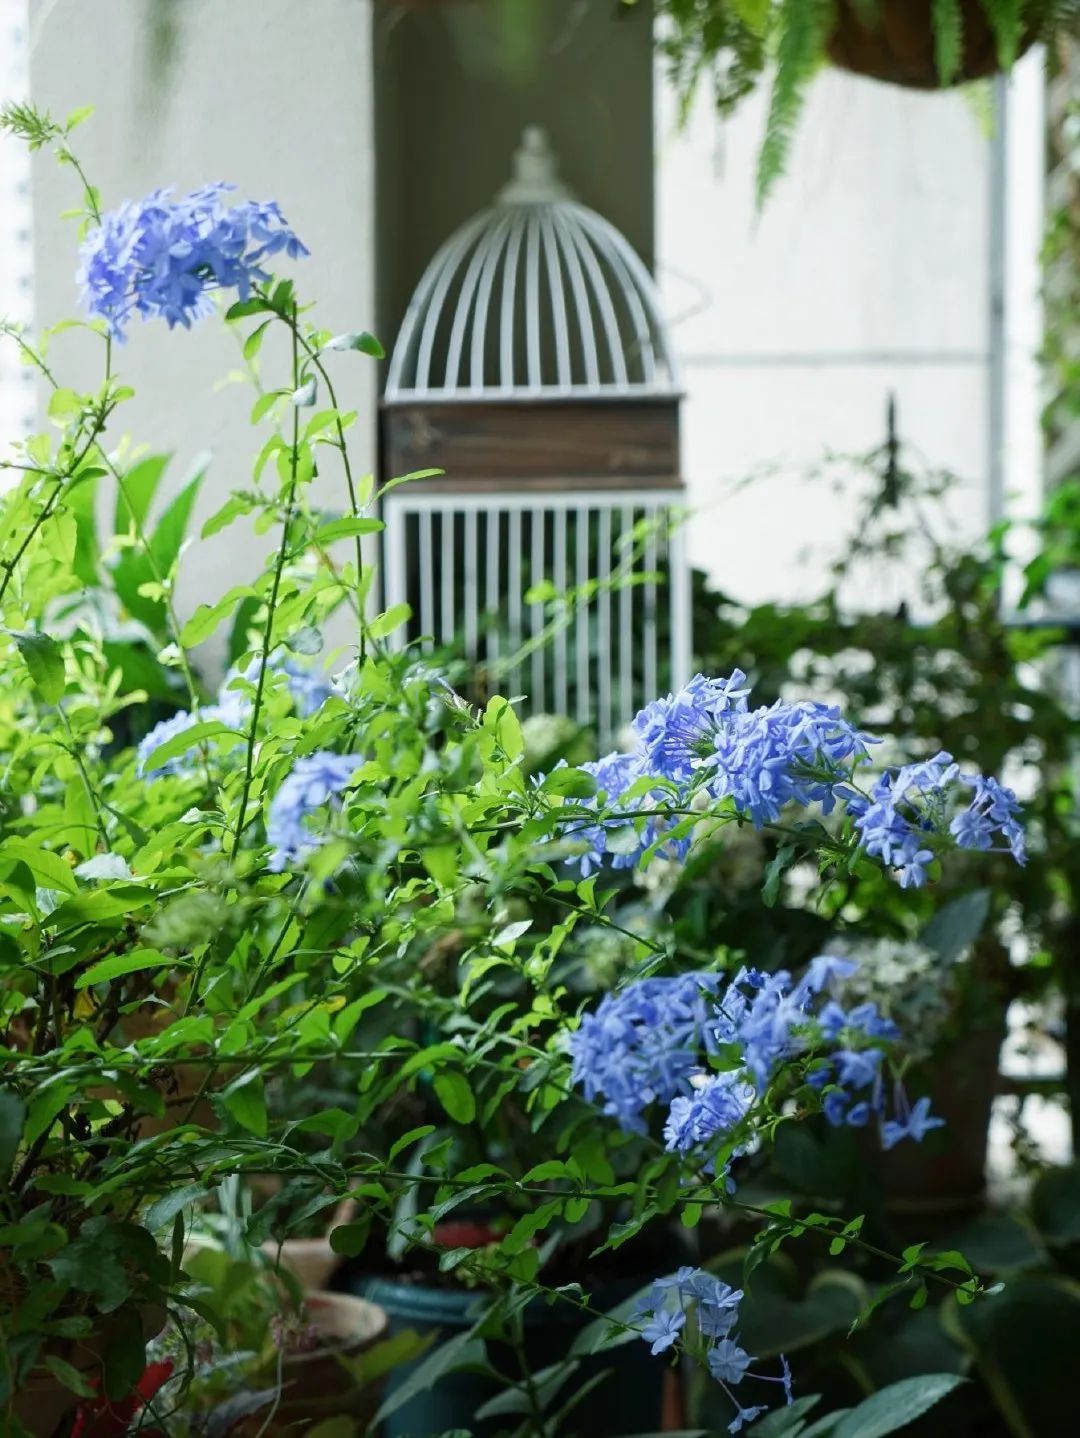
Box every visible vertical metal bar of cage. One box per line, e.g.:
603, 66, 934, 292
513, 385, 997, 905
531, 510, 546, 711
508, 508, 522, 694
486, 508, 501, 670
418, 508, 435, 653
597, 505, 613, 748
554, 507, 568, 713
575, 504, 590, 726
441, 510, 456, 647
383, 497, 409, 652
464, 508, 479, 661
644, 505, 658, 704
619, 504, 633, 722
539, 211, 573, 388
668, 507, 691, 692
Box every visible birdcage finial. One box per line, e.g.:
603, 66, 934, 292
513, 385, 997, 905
497, 126, 572, 205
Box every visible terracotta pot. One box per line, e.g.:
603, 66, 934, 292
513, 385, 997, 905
261, 1200, 358, 1292
254, 1291, 389, 1434
827, 0, 1039, 88
873, 1015, 1006, 1221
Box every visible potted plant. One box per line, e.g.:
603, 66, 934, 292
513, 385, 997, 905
648, 0, 1073, 201
0, 100, 1027, 1438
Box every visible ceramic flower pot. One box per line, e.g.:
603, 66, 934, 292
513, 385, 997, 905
827, 0, 1040, 88
261, 1199, 359, 1292
252, 1291, 389, 1434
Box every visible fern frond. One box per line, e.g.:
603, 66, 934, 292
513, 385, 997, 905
933, 0, 964, 84
981, 0, 1023, 67
756, 0, 829, 208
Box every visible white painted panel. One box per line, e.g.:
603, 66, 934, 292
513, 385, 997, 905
28, 0, 377, 673
679, 359, 989, 608
656, 68, 993, 361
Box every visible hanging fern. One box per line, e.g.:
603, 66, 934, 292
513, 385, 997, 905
983, 0, 1024, 66
757, 0, 831, 206
933, 0, 965, 83
645, 0, 1080, 205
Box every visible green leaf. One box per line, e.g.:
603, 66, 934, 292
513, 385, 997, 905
115, 454, 169, 538
150, 460, 206, 575
75, 948, 173, 990
749, 1395, 824, 1436
42, 1357, 96, 1399
932, 0, 963, 84
433, 1071, 476, 1124
202, 492, 254, 539
243, 318, 272, 361
47, 387, 83, 422
0, 837, 78, 894
9, 630, 66, 704
374, 1331, 486, 1425
220, 1070, 267, 1138
388, 1125, 435, 1162
322, 331, 385, 357
539, 767, 597, 798
145, 1183, 209, 1234
367, 603, 411, 640
313, 516, 385, 544
226, 297, 274, 321
329, 1218, 371, 1258
0, 1090, 26, 1178
181, 586, 257, 646
920, 890, 990, 964
140, 718, 243, 772
831, 1375, 966, 1438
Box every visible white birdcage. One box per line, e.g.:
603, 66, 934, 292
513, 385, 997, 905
380, 128, 690, 744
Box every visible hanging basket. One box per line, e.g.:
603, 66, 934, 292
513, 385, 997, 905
826, 0, 1040, 88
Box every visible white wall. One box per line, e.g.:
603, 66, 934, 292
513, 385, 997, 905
0, 0, 33, 452
656, 58, 1044, 608
28, 0, 377, 674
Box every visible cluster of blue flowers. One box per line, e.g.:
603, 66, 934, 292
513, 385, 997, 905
570, 955, 941, 1172
265, 751, 362, 872
569, 971, 722, 1132
79, 183, 307, 338
849, 752, 1026, 888
634, 1267, 791, 1433
557, 672, 1025, 887
136, 652, 332, 778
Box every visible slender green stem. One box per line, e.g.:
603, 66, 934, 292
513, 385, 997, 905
273, 305, 370, 662
55, 707, 110, 849
231, 302, 303, 855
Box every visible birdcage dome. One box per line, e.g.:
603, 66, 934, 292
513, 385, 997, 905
385, 128, 679, 402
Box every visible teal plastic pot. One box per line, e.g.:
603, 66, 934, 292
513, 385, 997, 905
356, 1274, 664, 1438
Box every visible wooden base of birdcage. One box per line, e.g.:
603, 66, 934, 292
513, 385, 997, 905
381, 397, 681, 492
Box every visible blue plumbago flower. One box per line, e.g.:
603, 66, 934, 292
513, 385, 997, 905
545, 677, 1025, 888
705, 700, 874, 828
640, 1305, 685, 1355
882, 1089, 946, 1151
562, 751, 644, 877
79, 183, 308, 338
574, 955, 937, 1166
135, 703, 239, 778
663, 1072, 755, 1162
218, 651, 333, 724
568, 973, 721, 1134
852, 751, 1025, 886
632, 671, 750, 783
266, 751, 363, 872
635, 1268, 791, 1434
